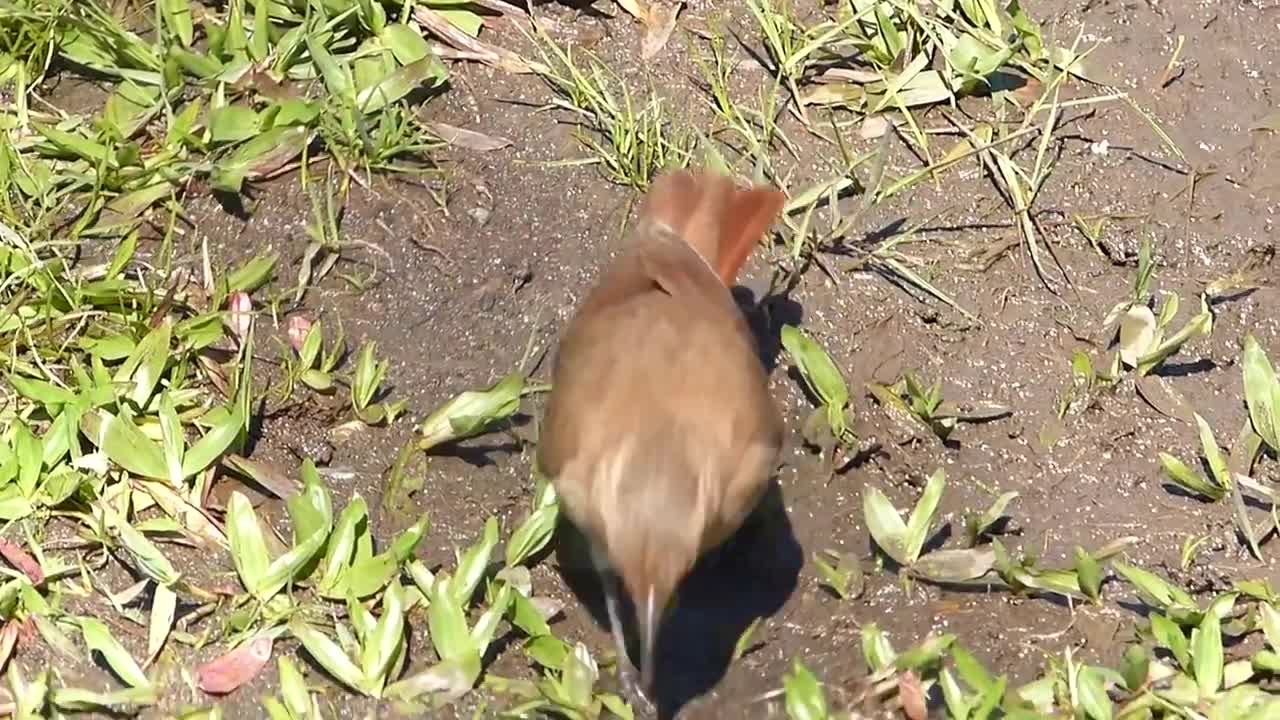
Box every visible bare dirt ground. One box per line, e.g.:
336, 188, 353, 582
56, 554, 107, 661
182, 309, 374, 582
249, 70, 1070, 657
11, 0, 1280, 718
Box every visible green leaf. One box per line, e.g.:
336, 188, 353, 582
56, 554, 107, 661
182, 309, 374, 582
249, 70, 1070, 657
780, 324, 849, 413
381, 24, 432, 64
80, 618, 151, 689
1151, 613, 1191, 670
305, 36, 354, 101
1113, 561, 1195, 610
1118, 304, 1156, 367
1075, 666, 1113, 720
361, 580, 406, 693
1135, 295, 1213, 376
505, 483, 558, 567
355, 56, 447, 114
1194, 414, 1231, 488
417, 373, 527, 451
1120, 643, 1149, 692
452, 517, 499, 606
207, 104, 261, 144
862, 486, 909, 565
903, 469, 944, 563
159, 0, 194, 46
254, 469, 333, 600
226, 492, 270, 595
782, 658, 827, 720
1074, 546, 1103, 604
13, 420, 42, 498
99, 411, 169, 481
317, 497, 367, 594
428, 575, 476, 663
210, 125, 310, 194
110, 513, 181, 587
1242, 335, 1280, 451
181, 403, 244, 478
225, 252, 278, 295
1193, 609, 1224, 695
289, 620, 368, 695
1158, 452, 1225, 501
115, 321, 172, 407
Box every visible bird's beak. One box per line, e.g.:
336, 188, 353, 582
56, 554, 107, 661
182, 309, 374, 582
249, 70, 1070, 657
640, 584, 658, 692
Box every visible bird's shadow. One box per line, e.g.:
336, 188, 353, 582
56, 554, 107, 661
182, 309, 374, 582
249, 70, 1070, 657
731, 284, 804, 373
554, 480, 803, 719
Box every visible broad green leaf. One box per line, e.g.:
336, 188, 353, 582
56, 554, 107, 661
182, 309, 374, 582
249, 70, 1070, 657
1193, 610, 1224, 695
782, 658, 827, 720
1113, 561, 1195, 610
289, 620, 367, 695
361, 580, 406, 693
226, 493, 270, 594
14, 420, 41, 497
1075, 666, 1112, 720
428, 575, 476, 663
1242, 335, 1280, 451
223, 253, 277, 297
381, 24, 432, 64
159, 0, 194, 46
110, 513, 181, 587
1074, 546, 1103, 603
305, 36, 354, 101
355, 56, 447, 114
254, 471, 333, 600
80, 619, 150, 689
147, 583, 177, 663
780, 325, 849, 411
99, 411, 169, 481
1261, 602, 1280, 652
417, 373, 527, 451
1135, 295, 1213, 376
115, 321, 172, 407
1194, 414, 1230, 487
317, 497, 367, 594
860, 623, 896, 672
210, 125, 310, 194
470, 583, 513, 656
181, 404, 244, 478
207, 104, 261, 145
903, 469, 944, 563
1151, 612, 1191, 670
452, 517, 498, 606
862, 486, 909, 565
505, 499, 558, 568
1158, 452, 1224, 501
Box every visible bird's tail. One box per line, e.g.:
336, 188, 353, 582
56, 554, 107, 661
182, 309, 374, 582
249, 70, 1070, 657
637, 169, 786, 286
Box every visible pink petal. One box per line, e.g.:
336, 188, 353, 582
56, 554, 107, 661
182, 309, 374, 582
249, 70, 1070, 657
227, 292, 253, 340
196, 636, 273, 695
286, 315, 311, 353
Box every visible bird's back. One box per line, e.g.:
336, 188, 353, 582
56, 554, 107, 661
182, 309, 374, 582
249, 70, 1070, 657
538, 236, 783, 563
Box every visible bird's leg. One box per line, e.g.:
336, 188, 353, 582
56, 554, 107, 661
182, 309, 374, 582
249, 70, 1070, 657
602, 571, 657, 717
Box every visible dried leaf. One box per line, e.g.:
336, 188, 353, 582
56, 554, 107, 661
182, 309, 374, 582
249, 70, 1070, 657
426, 122, 512, 152
640, 1, 681, 60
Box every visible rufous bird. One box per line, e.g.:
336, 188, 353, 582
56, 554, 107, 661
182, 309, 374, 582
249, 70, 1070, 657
537, 169, 787, 712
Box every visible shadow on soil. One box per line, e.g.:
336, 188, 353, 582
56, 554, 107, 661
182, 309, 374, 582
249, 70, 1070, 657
554, 480, 803, 719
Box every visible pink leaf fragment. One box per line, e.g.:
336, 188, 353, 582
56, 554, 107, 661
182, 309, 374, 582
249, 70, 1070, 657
898, 669, 927, 720
0, 538, 44, 584
196, 636, 273, 695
